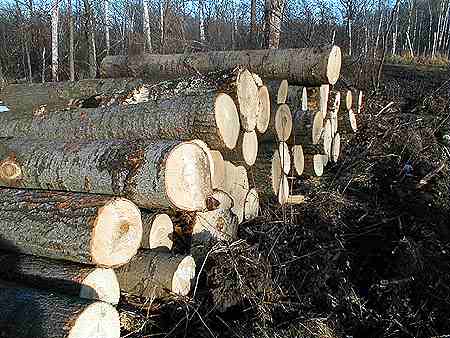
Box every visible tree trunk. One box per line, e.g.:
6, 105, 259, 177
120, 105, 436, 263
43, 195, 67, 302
199, 0, 206, 42
250, 0, 257, 47
338, 108, 358, 133
260, 103, 293, 142
0, 78, 143, 114
263, 0, 286, 49
115, 250, 196, 298
0, 188, 142, 267
84, 0, 97, 78
0, 139, 213, 211
68, 0, 75, 81
51, 0, 59, 82
143, 0, 152, 53
0, 253, 120, 304
0, 283, 120, 338
100, 46, 342, 86
105, 0, 110, 55
303, 154, 323, 176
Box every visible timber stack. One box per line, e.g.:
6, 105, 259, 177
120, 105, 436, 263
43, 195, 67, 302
0, 45, 365, 337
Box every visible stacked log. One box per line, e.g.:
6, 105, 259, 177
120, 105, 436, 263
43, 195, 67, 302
0, 46, 354, 334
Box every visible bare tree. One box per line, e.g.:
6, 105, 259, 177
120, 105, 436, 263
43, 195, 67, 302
264, 0, 287, 49
105, 0, 110, 55
51, 0, 59, 82
68, 0, 74, 81
143, 0, 152, 53
84, 0, 97, 78
250, 0, 257, 47
199, 0, 206, 42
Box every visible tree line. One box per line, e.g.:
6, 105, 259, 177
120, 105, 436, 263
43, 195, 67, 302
0, 0, 449, 84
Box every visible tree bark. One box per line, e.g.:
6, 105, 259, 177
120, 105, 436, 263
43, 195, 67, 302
115, 250, 196, 298
0, 188, 142, 267
84, 0, 97, 78
263, 0, 286, 49
0, 78, 143, 114
250, 0, 257, 47
0, 283, 120, 338
0, 139, 213, 211
0, 253, 120, 304
68, 0, 75, 81
143, 0, 152, 53
51, 0, 59, 82
100, 46, 342, 86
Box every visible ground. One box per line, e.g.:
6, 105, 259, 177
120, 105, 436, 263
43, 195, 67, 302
119, 63, 450, 338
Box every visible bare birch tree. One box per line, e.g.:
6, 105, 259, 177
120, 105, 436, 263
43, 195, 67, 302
143, 0, 152, 52
51, 0, 59, 82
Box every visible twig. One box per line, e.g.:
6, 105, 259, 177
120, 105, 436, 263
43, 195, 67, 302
375, 101, 394, 117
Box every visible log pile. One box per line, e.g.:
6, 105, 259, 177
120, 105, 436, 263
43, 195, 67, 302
0, 45, 368, 336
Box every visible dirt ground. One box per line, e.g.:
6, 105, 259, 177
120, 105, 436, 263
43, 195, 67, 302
120, 63, 450, 338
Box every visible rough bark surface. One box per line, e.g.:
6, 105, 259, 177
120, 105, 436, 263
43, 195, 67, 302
0, 188, 137, 266
0, 284, 120, 338
0, 78, 143, 114
100, 46, 341, 86
0, 139, 212, 210
0, 253, 119, 304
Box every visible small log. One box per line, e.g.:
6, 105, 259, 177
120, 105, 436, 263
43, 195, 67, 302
210, 150, 226, 190
284, 85, 304, 111
0, 91, 241, 153
267, 80, 289, 104
192, 207, 239, 242
290, 109, 323, 145
256, 85, 271, 134
345, 90, 353, 110
115, 250, 196, 298
224, 162, 249, 223
331, 133, 341, 163
211, 189, 234, 209
0, 282, 120, 338
247, 144, 279, 199
244, 188, 259, 221
0, 78, 143, 114
262, 104, 293, 142
101, 46, 342, 86
286, 194, 306, 204
292, 145, 304, 176
278, 174, 290, 205
141, 212, 174, 250
0, 253, 120, 304
303, 154, 324, 176
338, 109, 358, 133
357, 90, 365, 114
0, 188, 142, 267
236, 69, 259, 131
321, 154, 329, 167
278, 141, 291, 175
0, 139, 213, 211
221, 130, 259, 166
271, 150, 283, 195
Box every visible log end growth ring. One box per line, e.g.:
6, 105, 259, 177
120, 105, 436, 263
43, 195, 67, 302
0, 159, 22, 183
165, 141, 214, 211
237, 69, 259, 131
172, 256, 196, 296
68, 301, 120, 338
257, 86, 271, 133
80, 268, 120, 305
91, 198, 143, 267
215, 93, 241, 149
327, 46, 342, 85
275, 104, 293, 142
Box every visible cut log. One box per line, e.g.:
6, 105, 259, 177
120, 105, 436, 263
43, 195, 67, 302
305, 87, 321, 113
0, 139, 213, 211
302, 87, 308, 111
278, 174, 290, 205
0, 253, 120, 304
303, 154, 324, 176
0, 188, 142, 267
244, 188, 259, 221
286, 194, 305, 204
320, 85, 330, 118
0, 283, 120, 338
141, 213, 174, 250
290, 110, 323, 145
115, 250, 196, 298
101, 46, 342, 86
252, 73, 263, 87
0, 91, 241, 153
292, 145, 304, 176
236, 69, 259, 131
222, 131, 259, 166
357, 90, 365, 114
321, 154, 329, 167
262, 104, 292, 142
0, 78, 143, 114
278, 141, 291, 175
338, 109, 358, 133
192, 207, 239, 242
271, 150, 283, 195
211, 189, 234, 209
331, 133, 341, 163
224, 162, 249, 223
328, 90, 341, 120
277, 80, 289, 104
210, 150, 226, 190
323, 119, 333, 157
345, 90, 353, 110
256, 85, 271, 133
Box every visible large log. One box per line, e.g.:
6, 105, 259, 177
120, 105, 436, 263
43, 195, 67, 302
141, 212, 174, 250
256, 85, 271, 134
290, 109, 323, 145
0, 78, 143, 114
191, 207, 239, 242
115, 250, 196, 298
0, 90, 241, 152
101, 46, 342, 86
221, 130, 259, 166
0, 253, 120, 304
0, 282, 120, 338
0, 188, 142, 267
0, 139, 213, 211
261, 103, 293, 142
